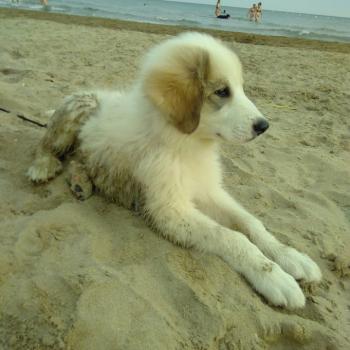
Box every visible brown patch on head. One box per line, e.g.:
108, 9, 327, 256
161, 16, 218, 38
144, 46, 210, 134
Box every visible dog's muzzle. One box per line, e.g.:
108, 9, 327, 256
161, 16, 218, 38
253, 118, 269, 136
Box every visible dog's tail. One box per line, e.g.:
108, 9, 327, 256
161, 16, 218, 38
27, 92, 99, 183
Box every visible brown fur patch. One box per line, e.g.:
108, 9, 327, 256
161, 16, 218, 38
144, 46, 210, 134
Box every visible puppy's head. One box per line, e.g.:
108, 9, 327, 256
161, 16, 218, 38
142, 32, 268, 143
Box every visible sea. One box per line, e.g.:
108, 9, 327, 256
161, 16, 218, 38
1, 0, 350, 43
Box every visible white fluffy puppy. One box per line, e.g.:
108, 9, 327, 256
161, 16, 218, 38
27, 32, 321, 308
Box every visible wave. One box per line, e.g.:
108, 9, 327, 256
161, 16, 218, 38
256, 27, 350, 42
156, 17, 201, 26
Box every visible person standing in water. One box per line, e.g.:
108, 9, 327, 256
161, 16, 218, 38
215, 0, 230, 19
40, 0, 48, 5
215, 0, 222, 17
255, 2, 262, 22
248, 3, 257, 21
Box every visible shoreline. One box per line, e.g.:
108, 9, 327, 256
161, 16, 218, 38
1, 7, 350, 54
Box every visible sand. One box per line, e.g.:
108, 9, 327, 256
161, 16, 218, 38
0, 8, 350, 350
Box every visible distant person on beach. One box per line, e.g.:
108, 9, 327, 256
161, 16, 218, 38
40, 0, 48, 5
248, 3, 256, 21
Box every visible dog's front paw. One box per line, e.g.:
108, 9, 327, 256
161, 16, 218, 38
274, 246, 322, 283
27, 154, 62, 183
247, 262, 306, 309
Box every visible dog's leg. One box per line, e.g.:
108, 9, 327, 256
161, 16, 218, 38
146, 194, 306, 309
199, 189, 322, 283
27, 93, 98, 182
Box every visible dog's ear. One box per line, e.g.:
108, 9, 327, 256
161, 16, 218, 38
144, 46, 210, 134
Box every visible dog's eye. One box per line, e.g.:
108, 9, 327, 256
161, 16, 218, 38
214, 87, 230, 98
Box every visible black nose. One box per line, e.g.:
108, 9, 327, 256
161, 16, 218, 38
253, 119, 269, 135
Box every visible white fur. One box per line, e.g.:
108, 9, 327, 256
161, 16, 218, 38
28, 33, 321, 308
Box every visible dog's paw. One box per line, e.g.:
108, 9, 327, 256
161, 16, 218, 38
27, 155, 62, 183
273, 247, 322, 283
66, 160, 93, 201
248, 262, 306, 309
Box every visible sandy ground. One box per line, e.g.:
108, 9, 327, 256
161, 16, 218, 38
0, 9, 350, 350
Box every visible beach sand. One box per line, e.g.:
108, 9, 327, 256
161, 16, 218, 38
0, 8, 350, 350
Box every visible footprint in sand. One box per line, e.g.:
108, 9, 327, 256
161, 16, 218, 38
261, 319, 338, 350
0, 68, 29, 83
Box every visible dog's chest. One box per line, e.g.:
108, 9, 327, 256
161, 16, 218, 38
179, 153, 221, 200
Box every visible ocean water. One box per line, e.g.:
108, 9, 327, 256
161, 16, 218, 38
1, 0, 350, 43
